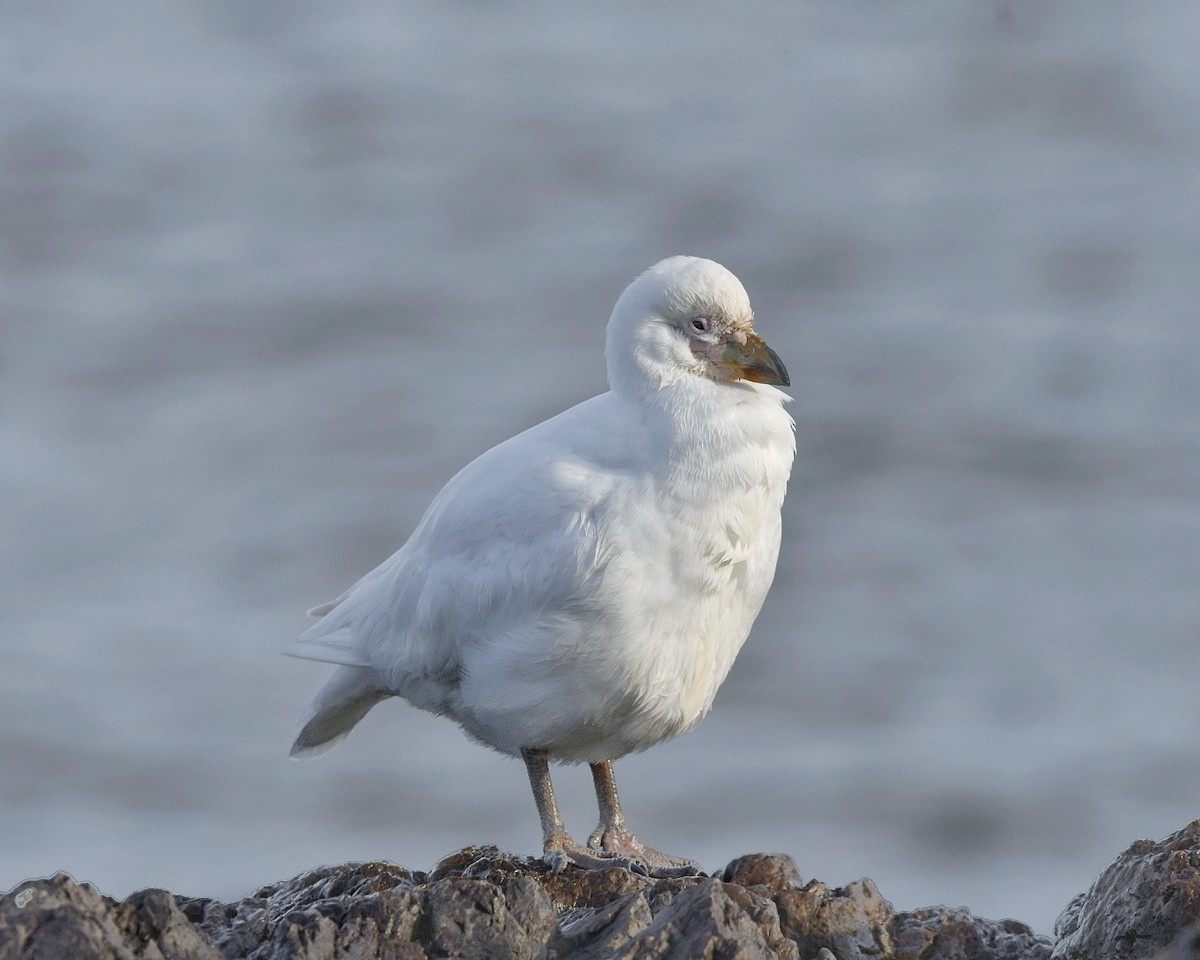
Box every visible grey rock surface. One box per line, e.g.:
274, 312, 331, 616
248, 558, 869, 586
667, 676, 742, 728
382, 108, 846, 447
1156, 923, 1200, 960
1052, 818, 1200, 960
892, 906, 1051, 960
0, 872, 220, 960
8, 825, 1198, 960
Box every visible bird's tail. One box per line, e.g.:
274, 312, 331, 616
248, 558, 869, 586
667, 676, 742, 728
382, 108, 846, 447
290, 666, 390, 759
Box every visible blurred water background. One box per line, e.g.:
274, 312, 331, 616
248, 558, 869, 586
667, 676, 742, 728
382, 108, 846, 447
3, 0, 1198, 935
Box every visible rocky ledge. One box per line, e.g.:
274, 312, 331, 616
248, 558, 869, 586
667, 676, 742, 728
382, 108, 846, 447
3, 820, 1199, 960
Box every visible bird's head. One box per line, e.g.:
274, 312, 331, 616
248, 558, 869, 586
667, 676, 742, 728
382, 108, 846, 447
605, 256, 789, 399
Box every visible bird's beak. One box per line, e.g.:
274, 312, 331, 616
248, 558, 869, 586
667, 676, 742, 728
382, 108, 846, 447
717, 331, 790, 386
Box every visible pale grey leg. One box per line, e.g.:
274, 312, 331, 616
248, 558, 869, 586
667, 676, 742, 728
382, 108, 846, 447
586, 760, 704, 878
522, 748, 617, 873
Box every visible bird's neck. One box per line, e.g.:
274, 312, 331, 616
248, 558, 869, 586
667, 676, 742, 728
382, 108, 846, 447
637, 377, 794, 483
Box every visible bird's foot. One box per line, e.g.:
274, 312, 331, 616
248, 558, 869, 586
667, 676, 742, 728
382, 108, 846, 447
586, 825, 704, 879
541, 833, 636, 874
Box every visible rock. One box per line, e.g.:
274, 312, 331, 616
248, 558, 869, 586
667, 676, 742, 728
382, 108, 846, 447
570, 878, 777, 960
1158, 922, 1200, 960
1052, 818, 1200, 960
0, 873, 219, 960
423, 876, 555, 959
720, 854, 805, 891
554, 891, 655, 958
773, 876, 894, 960
4, 822, 1200, 958
892, 906, 1052, 960
428, 845, 657, 912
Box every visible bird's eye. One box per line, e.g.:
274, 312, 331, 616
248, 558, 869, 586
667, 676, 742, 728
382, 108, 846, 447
689, 316, 711, 333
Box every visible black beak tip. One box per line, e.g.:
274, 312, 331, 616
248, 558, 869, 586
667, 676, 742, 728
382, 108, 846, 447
768, 346, 790, 387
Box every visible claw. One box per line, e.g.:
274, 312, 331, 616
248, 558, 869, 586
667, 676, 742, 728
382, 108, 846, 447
543, 850, 571, 874
587, 825, 703, 878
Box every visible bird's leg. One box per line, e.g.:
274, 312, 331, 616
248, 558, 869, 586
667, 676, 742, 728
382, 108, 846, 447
586, 759, 630, 848
522, 748, 620, 873
586, 760, 704, 878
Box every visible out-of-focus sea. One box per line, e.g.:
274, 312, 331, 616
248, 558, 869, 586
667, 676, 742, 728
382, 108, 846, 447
2, 0, 1197, 935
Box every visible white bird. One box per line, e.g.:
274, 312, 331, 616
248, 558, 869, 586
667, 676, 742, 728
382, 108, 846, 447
288, 256, 795, 877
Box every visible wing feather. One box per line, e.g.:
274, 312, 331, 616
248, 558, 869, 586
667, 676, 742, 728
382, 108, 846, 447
290, 394, 629, 693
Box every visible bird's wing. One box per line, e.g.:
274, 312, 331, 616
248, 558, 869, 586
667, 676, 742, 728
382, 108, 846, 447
286, 394, 630, 691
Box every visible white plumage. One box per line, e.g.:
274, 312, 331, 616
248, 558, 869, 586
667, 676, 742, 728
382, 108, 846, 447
288, 256, 794, 875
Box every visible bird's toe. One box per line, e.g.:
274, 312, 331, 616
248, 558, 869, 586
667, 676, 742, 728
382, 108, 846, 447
543, 849, 573, 874
639, 856, 705, 879
588, 826, 704, 878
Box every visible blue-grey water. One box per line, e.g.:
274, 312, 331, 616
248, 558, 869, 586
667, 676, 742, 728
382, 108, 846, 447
3, 0, 1198, 935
